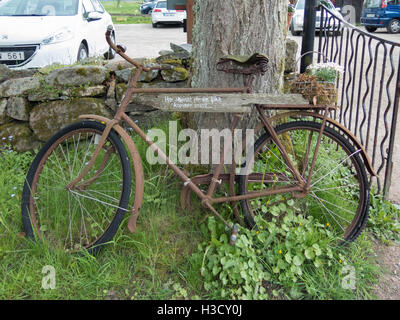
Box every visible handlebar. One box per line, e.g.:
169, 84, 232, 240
106, 26, 161, 73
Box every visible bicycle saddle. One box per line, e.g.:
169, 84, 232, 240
217, 53, 269, 75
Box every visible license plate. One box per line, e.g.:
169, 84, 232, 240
367, 14, 375, 17
163, 13, 174, 16
0, 51, 25, 61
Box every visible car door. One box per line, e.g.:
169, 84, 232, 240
81, 0, 104, 56
90, 0, 110, 54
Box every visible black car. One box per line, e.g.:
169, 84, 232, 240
140, 0, 157, 14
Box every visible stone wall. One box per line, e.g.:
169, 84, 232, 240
0, 40, 296, 153
0, 43, 191, 152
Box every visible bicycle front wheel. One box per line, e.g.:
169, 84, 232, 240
238, 121, 370, 242
21, 121, 132, 253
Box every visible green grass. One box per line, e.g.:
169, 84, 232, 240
0, 128, 206, 299
0, 119, 398, 300
101, 1, 152, 24
111, 15, 151, 24
101, 1, 141, 15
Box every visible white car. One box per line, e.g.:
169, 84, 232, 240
290, 0, 344, 36
0, 0, 116, 69
151, 0, 186, 28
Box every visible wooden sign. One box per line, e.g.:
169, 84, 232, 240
131, 93, 309, 113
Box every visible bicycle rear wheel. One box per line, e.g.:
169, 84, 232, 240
238, 121, 370, 242
21, 121, 132, 253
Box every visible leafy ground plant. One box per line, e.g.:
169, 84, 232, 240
368, 191, 400, 244
191, 210, 379, 300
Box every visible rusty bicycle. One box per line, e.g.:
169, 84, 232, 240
21, 26, 376, 253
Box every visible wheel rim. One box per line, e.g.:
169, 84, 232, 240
78, 46, 88, 61
242, 122, 367, 242
28, 128, 127, 252
390, 20, 400, 33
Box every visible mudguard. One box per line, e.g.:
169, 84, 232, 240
255, 111, 378, 177
79, 114, 145, 233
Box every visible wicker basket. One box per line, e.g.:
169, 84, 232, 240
289, 51, 340, 106
290, 75, 338, 105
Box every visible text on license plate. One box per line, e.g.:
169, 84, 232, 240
367, 14, 375, 17
163, 13, 174, 16
0, 51, 25, 61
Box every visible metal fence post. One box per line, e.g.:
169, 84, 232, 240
383, 59, 400, 199
300, 0, 317, 73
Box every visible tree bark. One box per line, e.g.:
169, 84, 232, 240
186, 0, 288, 131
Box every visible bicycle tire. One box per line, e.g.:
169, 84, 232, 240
238, 121, 370, 243
21, 121, 132, 254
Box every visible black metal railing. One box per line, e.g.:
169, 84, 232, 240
313, 4, 400, 198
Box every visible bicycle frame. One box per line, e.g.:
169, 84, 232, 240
67, 27, 376, 232
73, 75, 332, 232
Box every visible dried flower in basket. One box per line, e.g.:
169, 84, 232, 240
291, 73, 338, 105
306, 62, 344, 84
291, 62, 343, 105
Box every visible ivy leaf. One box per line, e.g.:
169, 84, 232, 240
262, 205, 268, 213
285, 252, 292, 263
293, 255, 304, 266
212, 265, 220, 276
314, 258, 323, 268
223, 260, 235, 269
304, 248, 315, 260
271, 206, 280, 216
312, 244, 322, 256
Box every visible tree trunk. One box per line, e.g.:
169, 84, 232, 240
186, 0, 288, 131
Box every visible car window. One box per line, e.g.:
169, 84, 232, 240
296, 0, 304, 10
0, 0, 79, 16
90, 0, 103, 13
156, 1, 166, 8
364, 0, 382, 8
82, 0, 94, 15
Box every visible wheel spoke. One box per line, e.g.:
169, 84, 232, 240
23, 124, 131, 253
241, 122, 368, 242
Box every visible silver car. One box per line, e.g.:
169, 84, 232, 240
290, 0, 344, 36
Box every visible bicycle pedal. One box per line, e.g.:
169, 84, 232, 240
229, 224, 239, 246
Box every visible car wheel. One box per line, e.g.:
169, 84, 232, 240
387, 19, 400, 34
77, 42, 88, 62
365, 26, 377, 33
152, 22, 158, 28
104, 32, 116, 60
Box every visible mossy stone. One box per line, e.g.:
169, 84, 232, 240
29, 98, 112, 141
0, 122, 41, 152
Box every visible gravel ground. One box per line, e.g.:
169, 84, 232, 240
373, 241, 400, 299
114, 24, 187, 59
